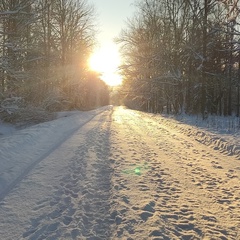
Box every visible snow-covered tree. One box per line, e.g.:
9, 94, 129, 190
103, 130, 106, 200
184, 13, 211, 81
0, 0, 107, 113
118, 0, 240, 117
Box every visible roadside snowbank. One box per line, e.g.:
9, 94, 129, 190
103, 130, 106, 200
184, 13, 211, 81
0, 106, 110, 199
153, 113, 240, 159
0, 121, 16, 136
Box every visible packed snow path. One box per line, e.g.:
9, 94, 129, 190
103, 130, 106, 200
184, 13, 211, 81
0, 106, 240, 239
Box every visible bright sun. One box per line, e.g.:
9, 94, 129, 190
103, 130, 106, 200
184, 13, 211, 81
88, 45, 122, 86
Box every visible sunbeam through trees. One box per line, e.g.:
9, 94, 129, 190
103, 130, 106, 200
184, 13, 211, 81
0, 0, 109, 119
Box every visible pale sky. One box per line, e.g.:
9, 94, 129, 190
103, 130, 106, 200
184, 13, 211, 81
89, 0, 135, 49
88, 0, 135, 86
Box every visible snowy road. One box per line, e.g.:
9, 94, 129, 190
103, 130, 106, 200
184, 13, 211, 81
0, 106, 240, 239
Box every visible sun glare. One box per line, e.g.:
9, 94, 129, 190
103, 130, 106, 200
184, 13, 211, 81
89, 45, 122, 86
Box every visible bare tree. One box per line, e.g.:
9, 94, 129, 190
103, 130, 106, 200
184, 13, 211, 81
0, 0, 34, 95
0, 0, 108, 114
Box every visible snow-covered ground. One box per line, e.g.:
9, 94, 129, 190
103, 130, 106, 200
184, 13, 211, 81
152, 113, 240, 159
0, 106, 239, 239
0, 107, 109, 200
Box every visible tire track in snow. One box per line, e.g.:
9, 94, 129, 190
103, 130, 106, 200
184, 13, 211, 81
21, 109, 113, 239
0, 107, 110, 202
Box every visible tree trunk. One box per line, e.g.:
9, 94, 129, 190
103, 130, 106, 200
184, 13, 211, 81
201, 0, 208, 119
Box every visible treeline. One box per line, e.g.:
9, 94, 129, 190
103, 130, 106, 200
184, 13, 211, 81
117, 0, 240, 117
0, 0, 109, 113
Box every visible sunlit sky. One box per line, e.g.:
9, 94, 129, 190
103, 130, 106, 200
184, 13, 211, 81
88, 0, 135, 86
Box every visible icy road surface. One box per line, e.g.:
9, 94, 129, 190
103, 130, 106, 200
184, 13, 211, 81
0, 106, 240, 239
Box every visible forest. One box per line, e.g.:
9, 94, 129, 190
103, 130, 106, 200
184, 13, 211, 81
0, 0, 109, 124
1, 0, 240, 123
117, 0, 240, 118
